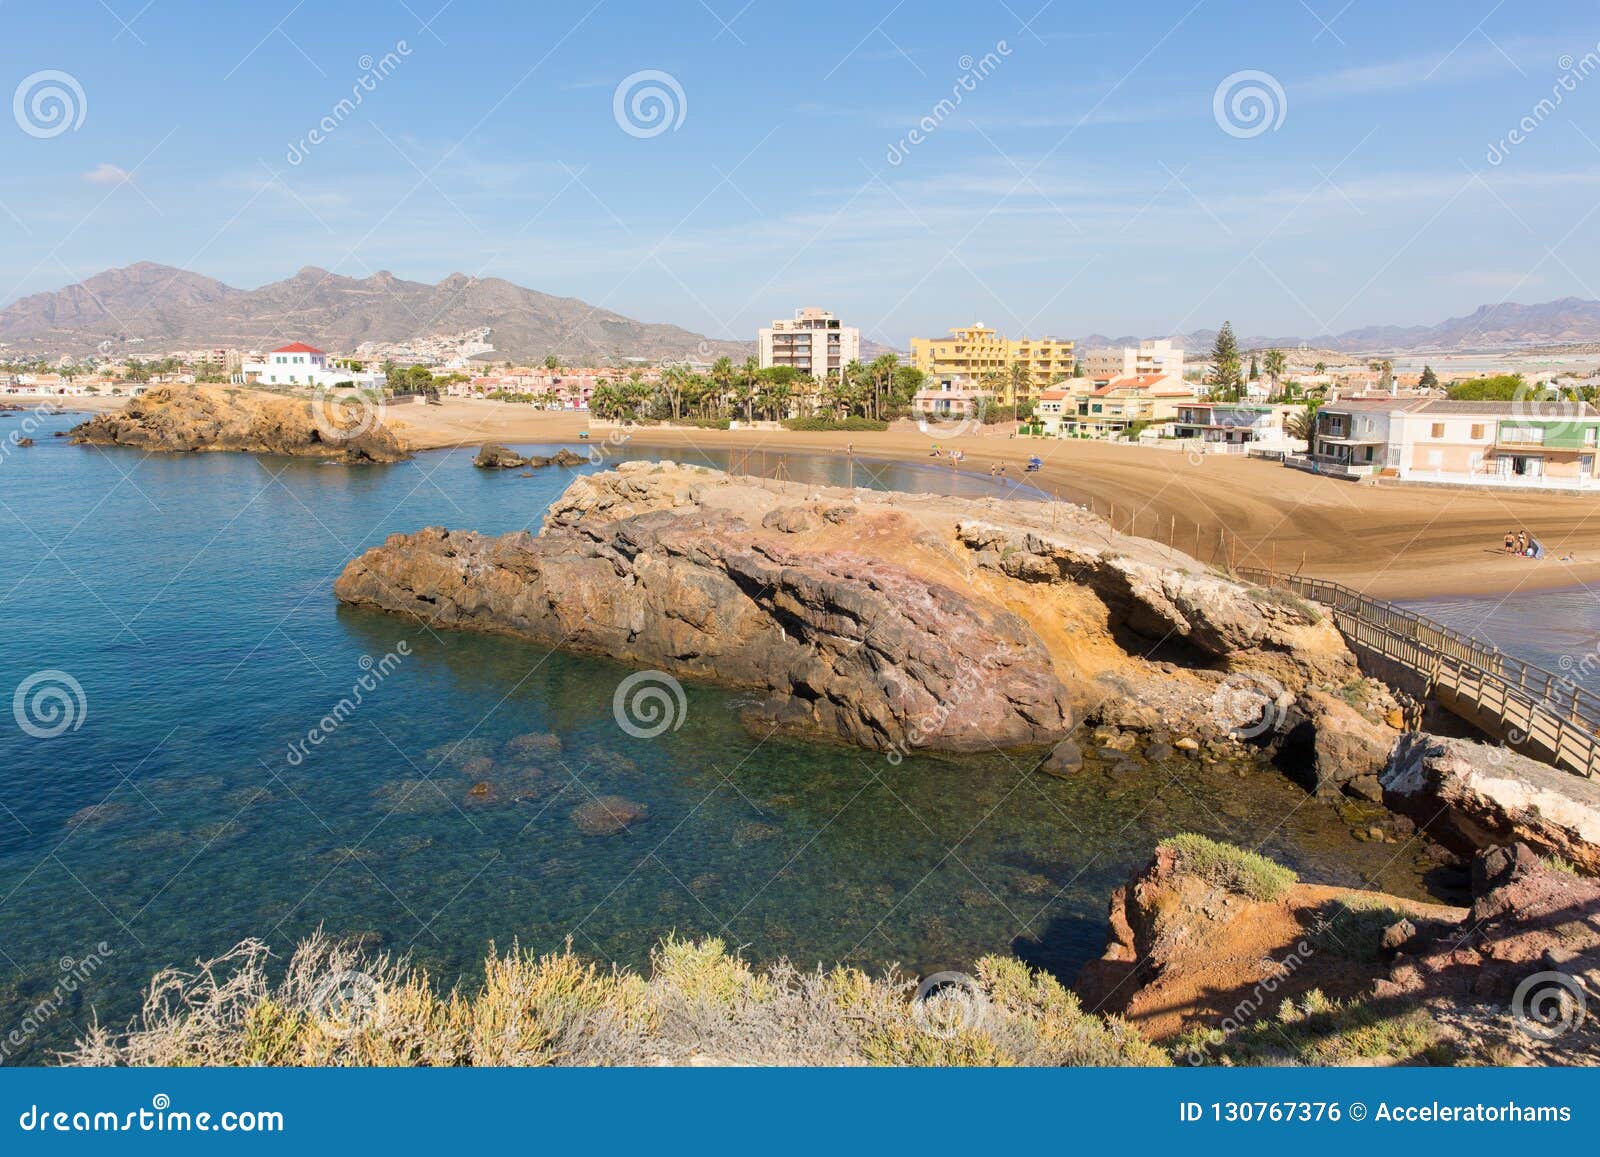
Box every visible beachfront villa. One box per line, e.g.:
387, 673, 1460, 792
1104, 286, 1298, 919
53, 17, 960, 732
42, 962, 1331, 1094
758, 308, 860, 381
1036, 373, 1196, 438
1172, 402, 1306, 453
909, 323, 1075, 403
1298, 398, 1600, 489
239, 343, 386, 390
911, 375, 992, 422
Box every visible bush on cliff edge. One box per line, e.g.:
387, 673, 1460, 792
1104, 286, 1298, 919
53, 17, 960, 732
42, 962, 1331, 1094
1160, 833, 1298, 902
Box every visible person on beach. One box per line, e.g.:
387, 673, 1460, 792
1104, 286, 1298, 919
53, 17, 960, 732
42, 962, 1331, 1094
1516, 530, 1528, 556
1504, 530, 1517, 554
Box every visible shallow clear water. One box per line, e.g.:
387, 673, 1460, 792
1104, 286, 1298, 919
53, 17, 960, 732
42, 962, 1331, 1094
0, 410, 1433, 1062
1401, 589, 1600, 675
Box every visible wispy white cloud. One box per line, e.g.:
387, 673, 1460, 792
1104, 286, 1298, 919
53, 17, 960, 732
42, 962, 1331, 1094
83, 163, 132, 185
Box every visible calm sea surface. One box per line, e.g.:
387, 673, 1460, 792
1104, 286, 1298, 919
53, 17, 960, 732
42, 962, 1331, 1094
0, 410, 1434, 1062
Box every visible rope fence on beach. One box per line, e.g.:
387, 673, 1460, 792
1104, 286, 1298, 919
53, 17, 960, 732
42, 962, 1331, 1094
1238, 567, 1600, 779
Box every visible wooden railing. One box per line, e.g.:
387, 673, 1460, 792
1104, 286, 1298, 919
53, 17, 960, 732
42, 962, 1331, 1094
1237, 567, 1600, 778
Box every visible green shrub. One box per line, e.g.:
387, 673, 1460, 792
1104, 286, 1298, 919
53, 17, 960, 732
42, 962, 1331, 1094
1161, 833, 1297, 901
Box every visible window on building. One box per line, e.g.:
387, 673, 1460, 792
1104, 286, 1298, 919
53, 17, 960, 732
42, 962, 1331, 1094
1470, 424, 1484, 440
1431, 423, 1445, 438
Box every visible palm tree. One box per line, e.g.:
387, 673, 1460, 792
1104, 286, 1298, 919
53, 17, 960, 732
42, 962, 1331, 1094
1008, 361, 1032, 414
1262, 349, 1287, 399
1286, 401, 1319, 444
543, 354, 561, 372
589, 383, 626, 421
659, 366, 687, 422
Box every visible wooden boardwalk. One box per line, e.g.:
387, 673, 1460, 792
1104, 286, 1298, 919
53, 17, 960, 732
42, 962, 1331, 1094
1237, 568, 1600, 779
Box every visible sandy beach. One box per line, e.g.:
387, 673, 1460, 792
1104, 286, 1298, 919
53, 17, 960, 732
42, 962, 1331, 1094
389, 398, 1600, 601
26, 393, 1600, 600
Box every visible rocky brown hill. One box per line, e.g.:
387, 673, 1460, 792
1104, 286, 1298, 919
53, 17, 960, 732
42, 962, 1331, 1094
0, 262, 752, 363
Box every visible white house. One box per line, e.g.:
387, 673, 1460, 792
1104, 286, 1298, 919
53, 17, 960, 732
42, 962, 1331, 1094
240, 343, 385, 389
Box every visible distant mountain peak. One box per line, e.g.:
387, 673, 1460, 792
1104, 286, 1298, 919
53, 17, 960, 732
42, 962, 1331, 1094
0, 263, 752, 363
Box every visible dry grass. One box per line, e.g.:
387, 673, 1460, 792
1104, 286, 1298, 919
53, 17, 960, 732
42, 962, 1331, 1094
66, 933, 1168, 1067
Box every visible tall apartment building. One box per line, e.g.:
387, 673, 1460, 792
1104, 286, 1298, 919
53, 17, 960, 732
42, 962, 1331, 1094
758, 307, 860, 381
908, 323, 1074, 404
1081, 339, 1184, 384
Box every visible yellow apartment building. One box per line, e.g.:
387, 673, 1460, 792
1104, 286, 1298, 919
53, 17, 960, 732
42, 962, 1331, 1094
909, 323, 1075, 404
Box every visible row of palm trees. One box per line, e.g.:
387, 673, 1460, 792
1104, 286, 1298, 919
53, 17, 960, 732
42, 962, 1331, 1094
587, 354, 925, 424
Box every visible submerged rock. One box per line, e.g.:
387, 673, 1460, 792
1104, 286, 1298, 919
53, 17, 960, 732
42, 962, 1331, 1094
571, 795, 648, 836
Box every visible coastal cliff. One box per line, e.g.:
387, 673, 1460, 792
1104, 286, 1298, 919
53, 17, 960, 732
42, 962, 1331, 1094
333, 461, 1356, 754
1079, 835, 1600, 1065
69, 384, 409, 463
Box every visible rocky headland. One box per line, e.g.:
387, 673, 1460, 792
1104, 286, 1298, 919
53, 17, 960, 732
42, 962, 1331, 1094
334, 461, 1358, 754
69, 385, 409, 464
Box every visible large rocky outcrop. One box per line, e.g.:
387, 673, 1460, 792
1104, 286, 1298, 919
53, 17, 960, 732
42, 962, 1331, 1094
1382, 733, 1600, 874
333, 462, 1356, 754
70, 385, 408, 463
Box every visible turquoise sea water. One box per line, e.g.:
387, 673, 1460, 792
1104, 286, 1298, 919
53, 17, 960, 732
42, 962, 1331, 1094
0, 410, 1435, 1063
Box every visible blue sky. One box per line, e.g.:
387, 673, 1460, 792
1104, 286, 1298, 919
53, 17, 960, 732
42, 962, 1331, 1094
2, 0, 1598, 348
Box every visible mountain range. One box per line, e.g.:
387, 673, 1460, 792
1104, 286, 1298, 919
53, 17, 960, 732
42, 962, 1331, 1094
4, 263, 1600, 362
0, 262, 753, 363
1078, 298, 1600, 356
